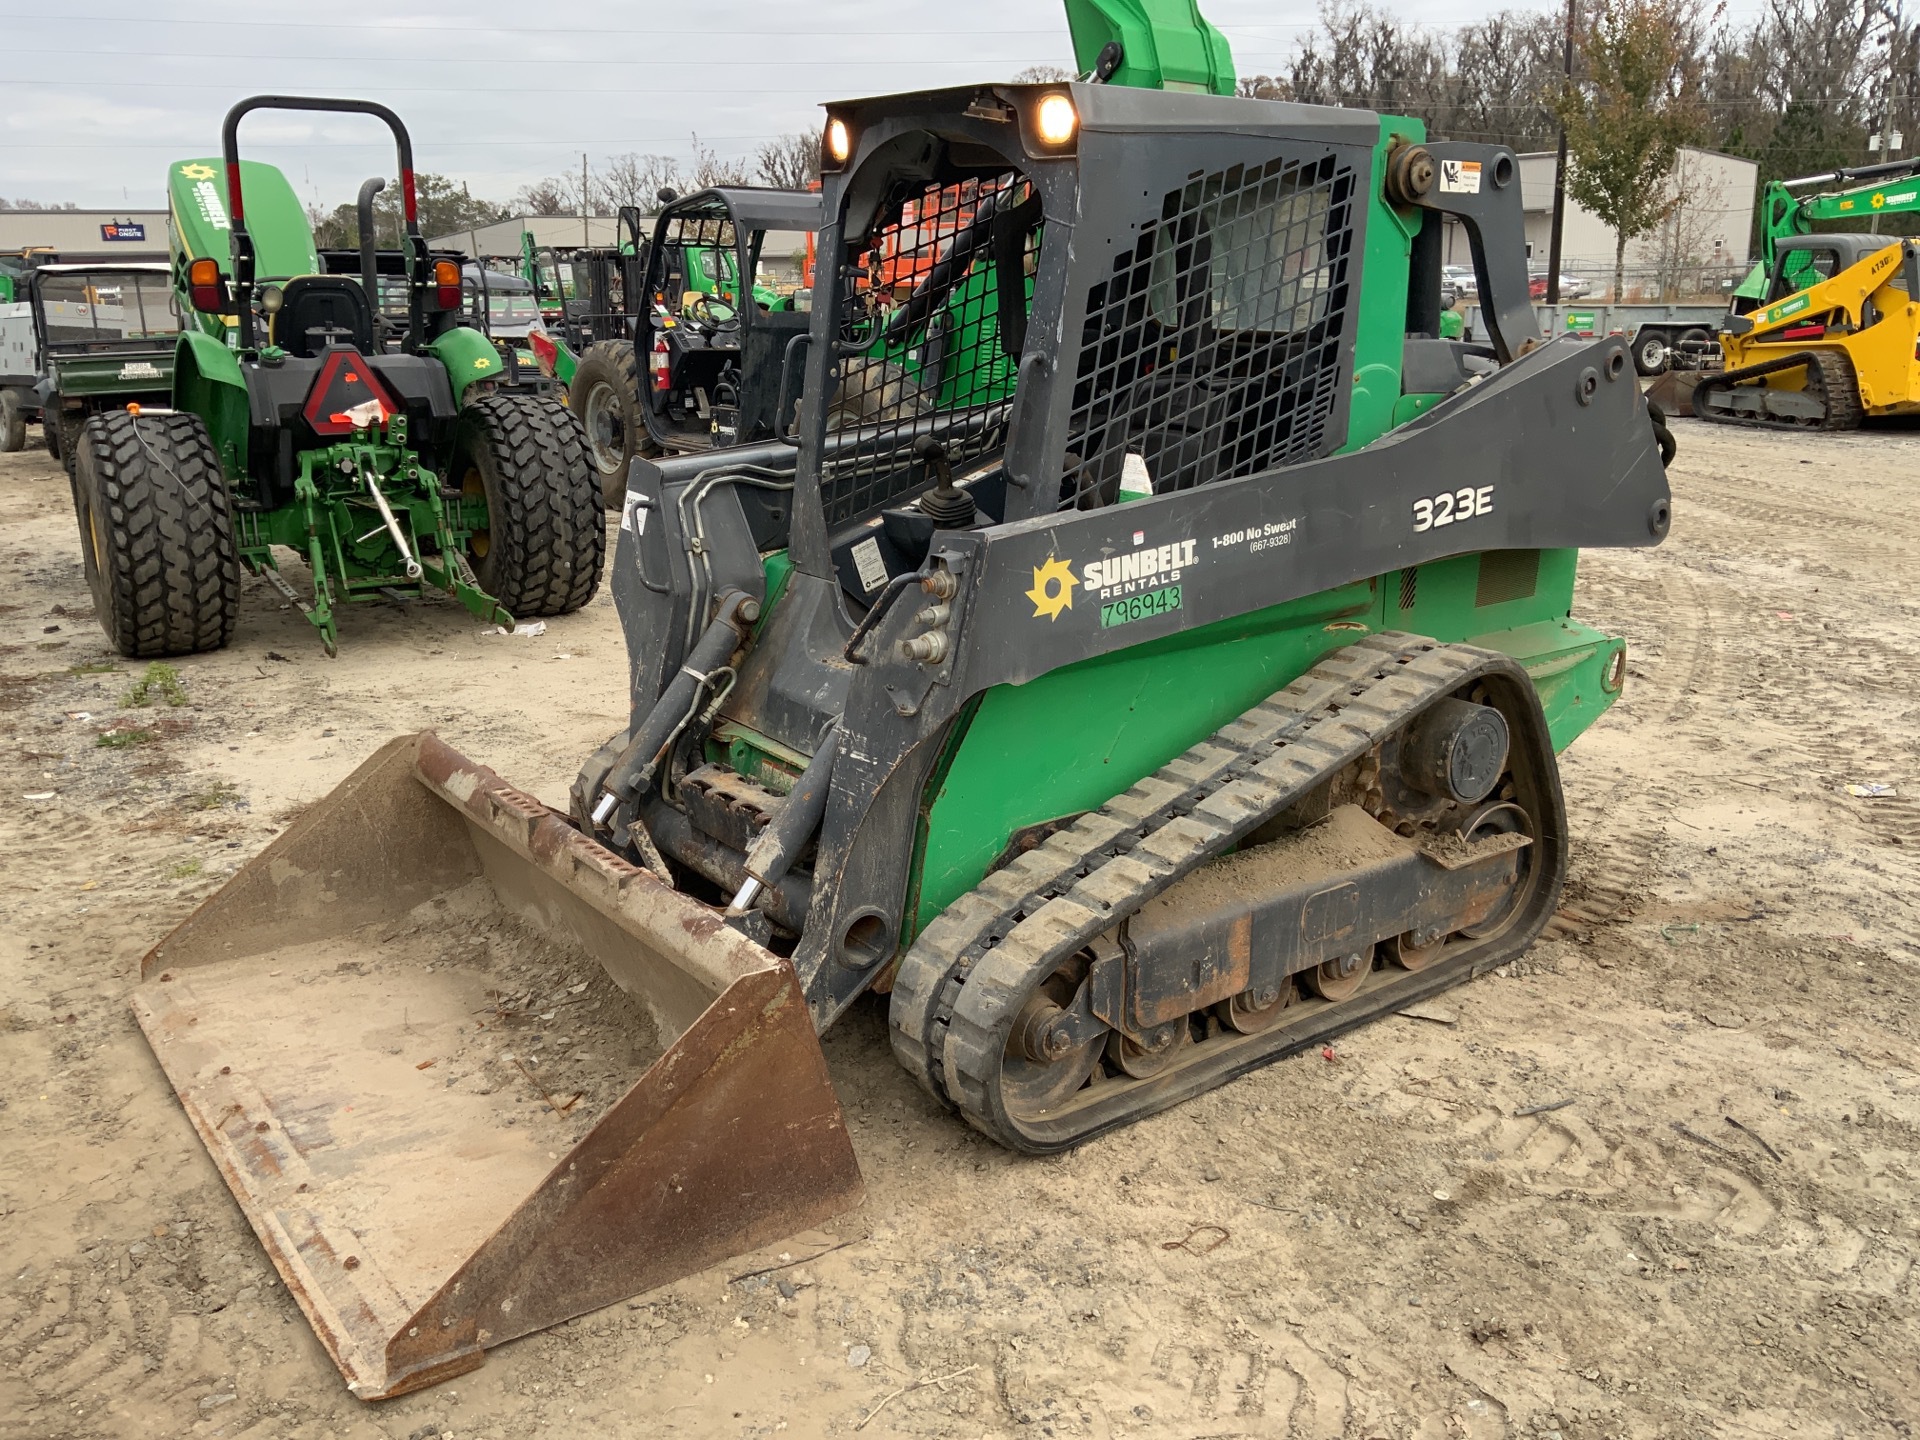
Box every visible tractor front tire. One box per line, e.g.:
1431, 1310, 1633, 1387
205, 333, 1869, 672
0, 391, 26, 452
72, 410, 241, 658
457, 392, 603, 617
569, 340, 656, 508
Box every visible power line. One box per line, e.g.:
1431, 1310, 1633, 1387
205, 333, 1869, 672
0, 10, 1059, 34
0, 76, 901, 94
0, 47, 1063, 65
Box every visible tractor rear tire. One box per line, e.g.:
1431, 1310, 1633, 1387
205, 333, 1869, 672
0, 391, 26, 452
569, 340, 657, 508
72, 410, 241, 658
456, 392, 603, 617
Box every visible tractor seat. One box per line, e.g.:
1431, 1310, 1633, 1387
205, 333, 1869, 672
273, 276, 376, 357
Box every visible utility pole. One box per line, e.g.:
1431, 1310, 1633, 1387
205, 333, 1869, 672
582, 153, 591, 247
1872, 0, 1905, 234
1546, 0, 1575, 304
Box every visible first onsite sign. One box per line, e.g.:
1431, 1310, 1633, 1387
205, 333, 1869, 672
100, 221, 146, 242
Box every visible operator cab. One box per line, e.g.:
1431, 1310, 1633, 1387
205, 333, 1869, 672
1767, 233, 1903, 302
799, 83, 1359, 612
639, 187, 821, 450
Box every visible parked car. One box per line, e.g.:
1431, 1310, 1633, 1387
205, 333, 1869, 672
1528, 269, 1591, 300
1442, 264, 1478, 299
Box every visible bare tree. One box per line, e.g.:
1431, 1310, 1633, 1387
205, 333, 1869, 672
684, 134, 754, 191
1237, 74, 1289, 99
0, 197, 79, 211
516, 177, 572, 217
1554, 0, 1718, 300
1650, 151, 1731, 297
756, 130, 821, 190
1445, 10, 1562, 150
1015, 64, 1075, 82
600, 152, 681, 213
1281, 2, 1449, 120
1705, 0, 1882, 177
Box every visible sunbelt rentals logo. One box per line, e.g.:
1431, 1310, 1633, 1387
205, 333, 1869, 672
1026, 555, 1077, 620
180, 163, 229, 232
1766, 293, 1812, 325
1026, 531, 1200, 620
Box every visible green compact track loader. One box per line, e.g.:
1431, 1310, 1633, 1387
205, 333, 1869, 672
132, 79, 1670, 1400
68, 96, 600, 658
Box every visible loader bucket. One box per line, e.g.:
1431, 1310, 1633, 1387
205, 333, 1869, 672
130, 732, 863, 1400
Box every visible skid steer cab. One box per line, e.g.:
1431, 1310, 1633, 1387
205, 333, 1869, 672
135, 81, 1672, 1400
64, 95, 600, 659
563, 186, 824, 501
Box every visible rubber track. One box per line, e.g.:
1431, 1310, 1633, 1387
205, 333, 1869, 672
1692, 347, 1864, 431
463, 392, 604, 616
889, 633, 1551, 1152
890, 633, 1418, 1101
75, 410, 240, 658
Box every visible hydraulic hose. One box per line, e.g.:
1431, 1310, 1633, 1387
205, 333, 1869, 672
727, 724, 840, 915
590, 588, 760, 828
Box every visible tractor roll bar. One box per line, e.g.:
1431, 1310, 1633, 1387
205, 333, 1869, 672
219, 95, 426, 352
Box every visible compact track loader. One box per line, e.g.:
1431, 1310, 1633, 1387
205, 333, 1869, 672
134, 81, 1671, 1399
1693, 231, 1920, 429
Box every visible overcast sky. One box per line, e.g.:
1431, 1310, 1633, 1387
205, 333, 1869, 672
2, 0, 1772, 212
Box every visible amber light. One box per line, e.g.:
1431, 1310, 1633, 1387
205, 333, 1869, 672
187, 257, 225, 312
433, 258, 462, 312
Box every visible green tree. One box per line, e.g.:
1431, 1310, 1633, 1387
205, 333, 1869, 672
1553, 0, 1717, 299
310, 172, 509, 249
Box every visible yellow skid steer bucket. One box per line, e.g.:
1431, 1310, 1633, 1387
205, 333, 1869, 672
130, 733, 863, 1399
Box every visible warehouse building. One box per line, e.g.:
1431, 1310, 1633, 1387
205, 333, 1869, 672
0, 208, 170, 264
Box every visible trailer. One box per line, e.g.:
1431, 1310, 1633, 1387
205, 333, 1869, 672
1461, 300, 1729, 375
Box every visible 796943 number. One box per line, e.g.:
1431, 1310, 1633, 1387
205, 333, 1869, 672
1412, 485, 1495, 533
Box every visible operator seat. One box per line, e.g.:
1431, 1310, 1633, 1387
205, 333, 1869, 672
273, 276, 376, 357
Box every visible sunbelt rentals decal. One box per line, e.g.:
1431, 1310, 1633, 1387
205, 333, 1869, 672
178, 162, 229, 232
1026, 529, 1200, 628
1764, 293, 1811, 325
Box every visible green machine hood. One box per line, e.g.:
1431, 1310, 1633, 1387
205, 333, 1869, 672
168, 157, 320, 279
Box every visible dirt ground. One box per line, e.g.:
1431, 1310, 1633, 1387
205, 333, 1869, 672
1, 417, 1915, 1440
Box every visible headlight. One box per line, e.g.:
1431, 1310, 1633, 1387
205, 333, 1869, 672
826, 118, 852, 165
1034, 93, 1077, 146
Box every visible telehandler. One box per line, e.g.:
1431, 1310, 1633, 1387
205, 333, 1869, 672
130, 33, 1670, 1408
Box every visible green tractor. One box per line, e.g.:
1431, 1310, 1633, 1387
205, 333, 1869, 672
67, 96, 601, 658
